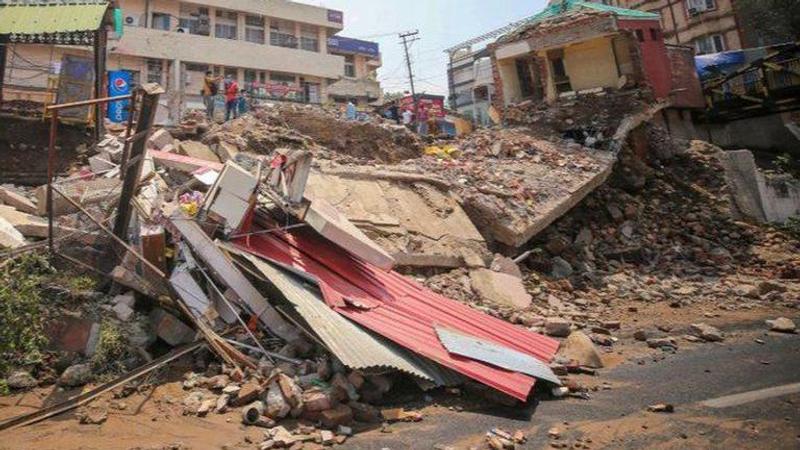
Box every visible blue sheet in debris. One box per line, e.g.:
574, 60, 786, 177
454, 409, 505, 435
695, 51, 746, 79
436, 327, 562, 385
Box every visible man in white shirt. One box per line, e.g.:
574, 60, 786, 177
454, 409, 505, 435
402, 109, 413, 126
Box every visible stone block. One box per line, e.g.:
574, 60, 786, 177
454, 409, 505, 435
149, 308, 196, 346
0, 186, 37, 214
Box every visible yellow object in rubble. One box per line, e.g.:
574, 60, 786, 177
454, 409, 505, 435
423, 145, 460, 159
180, 202, 199, 217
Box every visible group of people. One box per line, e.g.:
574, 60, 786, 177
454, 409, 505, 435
202, 71, 248, 122
382, 101, 435, 136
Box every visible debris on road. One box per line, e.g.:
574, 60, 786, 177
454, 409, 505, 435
766, 318, 797, 334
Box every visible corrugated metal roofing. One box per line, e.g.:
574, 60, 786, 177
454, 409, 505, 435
228, 247, 456, 384
436, 327, 562, 385
232, 229, 560, 401
0, 2, 109, 35
499, 0, 659, 43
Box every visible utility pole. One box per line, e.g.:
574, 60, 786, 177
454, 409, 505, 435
399, 30, 420, 125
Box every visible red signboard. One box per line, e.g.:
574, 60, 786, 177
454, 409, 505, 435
399, 95, 445, 118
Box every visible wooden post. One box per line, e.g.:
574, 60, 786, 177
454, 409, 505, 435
94, 28, 108, 140
112, 83, 164, 242
0, 43, 6, 107
47, 110, 59, 254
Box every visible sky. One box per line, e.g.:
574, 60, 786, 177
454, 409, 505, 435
313, 0, 549, 97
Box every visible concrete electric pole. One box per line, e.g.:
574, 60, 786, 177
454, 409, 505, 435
399, 30, 420, 124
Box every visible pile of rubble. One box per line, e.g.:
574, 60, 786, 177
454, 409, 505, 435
1, 92, 798, 448
0, 98, 570, 444
201, 103, 422, 164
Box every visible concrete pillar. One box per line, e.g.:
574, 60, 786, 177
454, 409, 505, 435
169, 59, 182, 124
208, 6, 216, 38
237, 12, 245, 41
318, 27, 327, 54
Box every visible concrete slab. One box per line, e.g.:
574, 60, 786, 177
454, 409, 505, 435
178, 140, 220, 163
305, 169, 488, 269
34, 178, 121, 216
149, 150, 224, 173
461, 152, 616, 248
469, 268, 532, 310
147, 128, 175, 150
215, 141, 239, 162
0, 186, 37, 214
0, 215, 25, 248
304, 198, 396, 271
150, 308, 196, 346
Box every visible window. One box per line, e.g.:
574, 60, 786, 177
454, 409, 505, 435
215, 10, 238, 40
178, 5, 210, 36
300, 25, 319, 52
650, 28, 660, 41
344, 55, 356, 78
128, 70, 141, 89
224, 67, 238, 81
694, 34, 725, 55
270, 72, 296, 86
686, 0, 716, 15
146, 59, 163, 84
244, 69, 257, 89
259, 72, 267, 84
270, 19, 297, 48
151, 12, 171, 31
635, 29, 645, 42
245, 15, 265, 44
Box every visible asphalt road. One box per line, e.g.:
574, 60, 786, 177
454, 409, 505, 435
346, 320, 800, 450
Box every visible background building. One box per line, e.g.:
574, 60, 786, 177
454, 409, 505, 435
594, 0, 798, 55
1, 0, 381, 122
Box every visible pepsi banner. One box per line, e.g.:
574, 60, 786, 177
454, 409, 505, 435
107, 70, 131, 123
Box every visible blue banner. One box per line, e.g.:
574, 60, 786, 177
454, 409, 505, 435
107, 70, 131, 123
327, 36, 379, 57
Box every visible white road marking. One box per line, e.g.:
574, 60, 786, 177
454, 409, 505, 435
701, 383, 800, 408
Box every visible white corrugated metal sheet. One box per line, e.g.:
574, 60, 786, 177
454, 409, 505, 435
233, 249, 457, 384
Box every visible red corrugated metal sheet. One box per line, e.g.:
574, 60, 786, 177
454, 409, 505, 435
233, 229, 560, 401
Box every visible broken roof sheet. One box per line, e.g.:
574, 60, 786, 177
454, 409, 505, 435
0, 2, 110, 35
436, 327, 562, 386
227, 247, 459, 385
232, 228, 560, 401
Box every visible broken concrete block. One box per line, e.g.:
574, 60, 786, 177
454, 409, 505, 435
147, 128, 175, 150
766, 317, 796, 333
112, 302, 135, 322
558, 331, 604, 368
233, 382, 264, 407
35, 178, 121, 216
216, 141, 240, 162
149, 149, 223, 173
469, 268, 532, 309
0, 215, 26, 249
112, 292, 136, 309
47, 316, 101, 356
305, 198, 396, 271
302, 390, 332, 412
0, 186, 37, 214
265, 381, 291, 419
320, 404, 353, 429
149, 308, 196, 346
88, 154, 117, 174
178, 140, 220, 163
689, 323, 725, 342
545, 318, 572, 337
7, 370, 38, 389
490, 254, 523, 279
59, 363, 93, 387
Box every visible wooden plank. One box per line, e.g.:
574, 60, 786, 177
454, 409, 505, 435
170, 217, 301, 343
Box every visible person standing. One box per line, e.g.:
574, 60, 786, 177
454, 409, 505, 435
417, 104, 429, 135
388, 101, 400, 125
202, 71, 220, 120
402, 108, 413, 129
346, 100, 357, 121
224, 76, 239, 122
